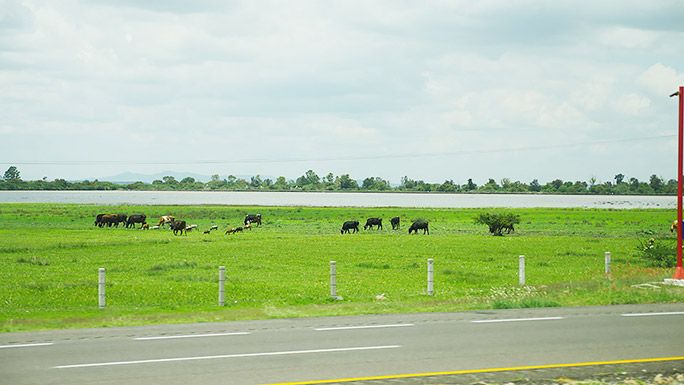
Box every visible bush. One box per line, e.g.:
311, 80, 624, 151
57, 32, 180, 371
475, 212, 521, 236
637, 238, 676, 268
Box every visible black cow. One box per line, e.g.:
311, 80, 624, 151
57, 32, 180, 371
170, 220, 187, 236
112, 214, 127, 228
97, 214, 118, 228
244, 214, 262, 226
126, 214, 147, 229
408, 220, 429, 235
94, 213, 109, 227
390, 216, 400, 230
364, 218, 383, 230
341, 220, 359, 234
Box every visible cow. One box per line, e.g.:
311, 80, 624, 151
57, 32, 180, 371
408, 220, 429, 235
225, 226, 243, 235
97, 214, 118, 228
209, 225, 218, 231
244, 214, 262, 226
341, 220, 360, 234
94, 213, 108, 226
390, 216, 400, 230
141, 223, 149, 230
112, 214, 127, 228
185, 224, 198, 232
364, 218, 383, 230
158, 215, 175, 227
170, 220, 187, 236
126, 214, 147, 229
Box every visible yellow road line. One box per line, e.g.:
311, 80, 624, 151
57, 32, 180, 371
264, 356, 684, 385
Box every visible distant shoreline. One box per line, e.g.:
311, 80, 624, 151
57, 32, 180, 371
0, 190, 674, 209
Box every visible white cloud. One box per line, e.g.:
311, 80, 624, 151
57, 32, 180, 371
638, 63, 684, 96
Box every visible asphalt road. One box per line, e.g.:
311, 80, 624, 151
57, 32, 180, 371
1, 303, 683, 385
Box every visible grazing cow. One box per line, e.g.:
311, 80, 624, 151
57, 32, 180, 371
203, 230, 211, 234
94, 213, 108, 227
141, 223, 149, 230
209, 225, 218, 231
364, 218, 383, 230
98, 214, 118, 228
170, 220, 187, 236
408, 220, 429, 235
185, 224, 198, 232
244, 214, 262, 226
112, 213, 127, 228
225, 226, 243, 235
390, 216, 400, 230
126, 214, 147, 229
341, 220, 360, 234
158, 215, 175, 227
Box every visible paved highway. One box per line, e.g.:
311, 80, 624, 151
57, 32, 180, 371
1, 304, 683, 385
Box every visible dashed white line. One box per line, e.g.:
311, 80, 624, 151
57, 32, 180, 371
621, 311, 684, 317
472, 317, 564, 324
54, 345, 401, 369
314, 324, 414, 331
134, 332, 250, 341
0, 342, 53, 349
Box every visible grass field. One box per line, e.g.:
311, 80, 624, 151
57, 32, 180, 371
1, 203, 683, 332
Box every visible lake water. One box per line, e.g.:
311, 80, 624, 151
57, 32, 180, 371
0, 190, 675, 209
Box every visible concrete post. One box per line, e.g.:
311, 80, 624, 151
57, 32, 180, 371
98, 268, 106, 309
427, 258, 434, 296
330, 261, 337, 298
604, 252, 611, 275
218, 266, 226, 306
519, 255, 525, 286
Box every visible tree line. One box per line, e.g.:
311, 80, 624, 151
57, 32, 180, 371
0, 166, 677, 195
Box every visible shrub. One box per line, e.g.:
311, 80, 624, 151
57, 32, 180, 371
475, 212, 520, 236
637, 238, 676, 268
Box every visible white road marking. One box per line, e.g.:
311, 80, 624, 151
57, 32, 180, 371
622, 311, 684, 317
54, 345, 401, 369
314, 324, 414, 331
134, 332, 250, 340
0, 342, 53, 349
472, 317, 564, 324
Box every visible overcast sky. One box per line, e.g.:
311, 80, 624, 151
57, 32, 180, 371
2, 1, 684, 184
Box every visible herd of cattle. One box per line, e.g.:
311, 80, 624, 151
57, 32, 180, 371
94, 213, 429, 235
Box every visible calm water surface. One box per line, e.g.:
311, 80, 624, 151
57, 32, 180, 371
0, 191, 674, 209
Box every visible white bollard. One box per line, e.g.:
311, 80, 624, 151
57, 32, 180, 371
98, 268, 106, 309
519, 255, 525, 286
604, 252, 611, 274
330, 261, 337, 298
427, 258, 434, 296
218, 266, 226, 306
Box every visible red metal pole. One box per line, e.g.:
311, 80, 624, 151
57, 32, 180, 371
675, 86, 684, 280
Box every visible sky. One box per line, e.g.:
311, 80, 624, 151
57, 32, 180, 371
1, 0, 684, 184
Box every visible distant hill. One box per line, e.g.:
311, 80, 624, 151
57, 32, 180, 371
97, 171, 265, 184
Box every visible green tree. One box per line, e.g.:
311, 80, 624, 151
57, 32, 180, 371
649, 174, 664, 193
3, 166, 20, 181
337, 174, 358, 189
464, 178, 477, 191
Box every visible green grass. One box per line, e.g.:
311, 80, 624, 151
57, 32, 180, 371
1, 203, 683, 332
